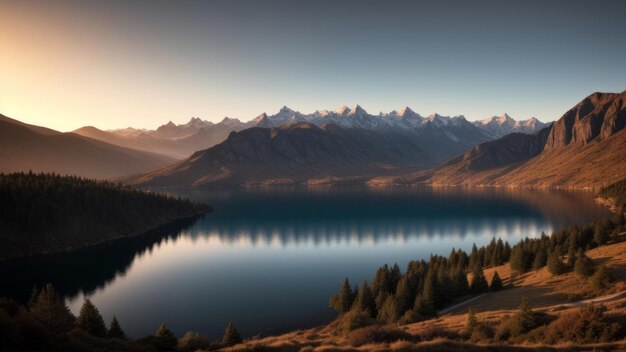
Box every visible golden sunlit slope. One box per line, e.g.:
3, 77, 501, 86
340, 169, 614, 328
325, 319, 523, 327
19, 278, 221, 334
0, 114, 176, 179
426, 91, 626, 189
216, 240, 626, 352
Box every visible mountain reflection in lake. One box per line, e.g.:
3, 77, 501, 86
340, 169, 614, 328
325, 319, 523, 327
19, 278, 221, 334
0, 187, 609, 339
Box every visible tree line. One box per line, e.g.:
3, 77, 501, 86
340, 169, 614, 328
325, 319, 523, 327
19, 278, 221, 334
329, 207, 624, 326
0, 283, 241, 351
0, 172, 211, 259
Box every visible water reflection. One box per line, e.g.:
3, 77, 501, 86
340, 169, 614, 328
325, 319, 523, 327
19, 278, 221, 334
0, 187, 609, 339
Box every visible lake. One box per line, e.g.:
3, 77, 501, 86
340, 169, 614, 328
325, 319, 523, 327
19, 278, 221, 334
0, 187, 610, 339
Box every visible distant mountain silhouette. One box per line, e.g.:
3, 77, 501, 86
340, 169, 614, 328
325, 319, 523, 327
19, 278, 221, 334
0, 114, 176, 179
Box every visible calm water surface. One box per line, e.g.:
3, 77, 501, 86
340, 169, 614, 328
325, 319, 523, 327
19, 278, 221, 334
0, 187, 610, 339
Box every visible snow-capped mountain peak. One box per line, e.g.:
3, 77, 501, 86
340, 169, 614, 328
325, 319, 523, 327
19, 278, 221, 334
335, 105, 351, 115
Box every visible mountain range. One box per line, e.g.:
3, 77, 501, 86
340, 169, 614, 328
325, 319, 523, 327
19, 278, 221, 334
0, 114, 175, 179
72, 106, 545, 161
4, 92, 622, 188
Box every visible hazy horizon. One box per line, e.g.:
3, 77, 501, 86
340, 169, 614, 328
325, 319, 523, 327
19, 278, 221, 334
2, 0, 626, 131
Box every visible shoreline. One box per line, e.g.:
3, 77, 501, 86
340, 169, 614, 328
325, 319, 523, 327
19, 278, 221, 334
0, 208, 211, 262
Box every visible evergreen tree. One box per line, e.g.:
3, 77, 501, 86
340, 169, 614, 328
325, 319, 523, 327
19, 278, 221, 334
27, 285, 40, 308
351, 281, 376, 317
469, 244, 479, 269
469, 265, 488, 293
503, 241, 512, 262
223, 321, 242, 345
76, 299, 107, 337
509, 246, 527, 273
593, 222, 608, 246
451, 266, 469, 297
389, 263, 402, 293
377, 295, 400, 323
465, 307, 478, 335
108, 315, 126, 339
591, 265, 613, 291
422, 267, 441, 309
547, 250, 564, 276
490, 271, 503, 291
30, 283, 75, 337
394, 277, 412, 314
413, 293, 435, 317
567, 235, 578, 268
329, 278, 354, 313
155, 323, 177, 351
531, 247, 547, 270
508, 296, 536, 336
574, 250, 594, 277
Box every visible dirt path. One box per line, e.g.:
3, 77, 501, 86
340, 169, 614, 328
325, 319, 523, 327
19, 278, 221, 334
437, 290, 626, 316
437, 294, 486, 315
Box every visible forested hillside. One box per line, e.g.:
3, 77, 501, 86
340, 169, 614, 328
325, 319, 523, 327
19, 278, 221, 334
0, 172, 211, 260
600, 178, 626, 210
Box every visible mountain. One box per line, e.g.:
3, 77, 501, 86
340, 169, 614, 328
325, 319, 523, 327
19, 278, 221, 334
127, 122, 440, 187
0, 114, 176, 179
428, 91, 626, 188
76, 117, 254, 159
473, 113, 548, 139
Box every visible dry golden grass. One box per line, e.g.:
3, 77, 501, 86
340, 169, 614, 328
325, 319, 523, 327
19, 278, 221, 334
216, 241, 626, 352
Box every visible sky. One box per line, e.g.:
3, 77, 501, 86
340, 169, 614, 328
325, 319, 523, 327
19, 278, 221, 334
1, 0, 625, 132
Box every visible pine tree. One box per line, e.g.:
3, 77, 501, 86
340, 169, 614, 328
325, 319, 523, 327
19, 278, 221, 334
389, 263, 402, 293
329, 278, 355, 313
591, 265, 612, 291
108, 315, 126, 339
76, 298, 107, 337
567, 235, 577, 268
413, 293, 435, 317
351, 281, 376, 317
394, 277, 412, 314
509, 246, 527, 273
490, 271, 503, 291
223, 321, 242, 345
452, 266, 469, 297
377, 295, 400, 323
465, 307, 478, 335
593, 222, 608, 246
27, 285, 40, 308
422, 267, 441, 309
156, 323, 178, 350
574, 250, 594, 277
531, 247, 547, 270
469, 265, 488, 293
503, 241, 512, 262
30, 283, 75, 337
508, 296, 536, 336
547, 250, 564, 276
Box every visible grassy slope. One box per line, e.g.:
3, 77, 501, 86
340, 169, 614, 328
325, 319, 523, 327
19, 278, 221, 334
219, 240, 626, 352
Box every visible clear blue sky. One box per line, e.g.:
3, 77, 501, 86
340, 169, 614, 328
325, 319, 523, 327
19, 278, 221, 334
1, 0, 625, 131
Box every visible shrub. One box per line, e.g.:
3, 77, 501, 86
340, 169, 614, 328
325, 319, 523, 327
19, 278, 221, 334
591, 265, 613, 291
397, 310, 424, 325
178, 331, 212, 351
337, 310, 380, 335
347, 325, 413, 346
574, 250, 594, 277
468, 323, 493, 343
542, 305, 619, 344
495, 296, 537, 341
417, 324, 459, 341
547, 250, 564, 276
